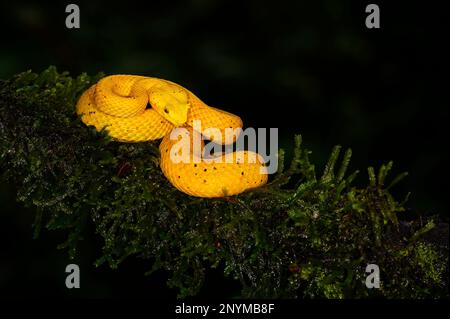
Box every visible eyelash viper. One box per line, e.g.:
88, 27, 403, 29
76, 75, 268, 198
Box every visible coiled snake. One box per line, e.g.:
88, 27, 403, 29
76, 75, 268, 197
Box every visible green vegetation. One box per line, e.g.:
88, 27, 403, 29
0, 67, 448, 298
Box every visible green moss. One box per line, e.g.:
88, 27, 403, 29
0, 67, 448, 298
413, 242, 447, 286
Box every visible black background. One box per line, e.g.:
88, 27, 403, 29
0, 0, 448, 298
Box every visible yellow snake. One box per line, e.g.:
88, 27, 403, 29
76, 75, 268, 197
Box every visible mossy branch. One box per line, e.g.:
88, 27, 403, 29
0, 67, 448, 298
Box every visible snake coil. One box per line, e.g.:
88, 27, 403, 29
76, 75, 268, 197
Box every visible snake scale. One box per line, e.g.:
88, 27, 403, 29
76, 75, 268, 197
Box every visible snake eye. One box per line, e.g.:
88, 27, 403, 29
164, 107, 169, 114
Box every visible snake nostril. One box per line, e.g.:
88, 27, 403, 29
164, 107, 169, 114
145, 103, 151, 110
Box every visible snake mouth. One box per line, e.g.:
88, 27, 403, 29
169, 119, 186, 126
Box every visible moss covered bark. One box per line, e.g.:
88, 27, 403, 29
0, 67, 448, 298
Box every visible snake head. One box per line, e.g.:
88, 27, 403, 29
150, 86, 190, 126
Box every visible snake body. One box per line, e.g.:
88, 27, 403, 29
76, 75, 268, 197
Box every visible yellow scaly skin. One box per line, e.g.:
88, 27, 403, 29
76, 75, 268, 198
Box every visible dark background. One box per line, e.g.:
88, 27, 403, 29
0, 0, 448, 298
